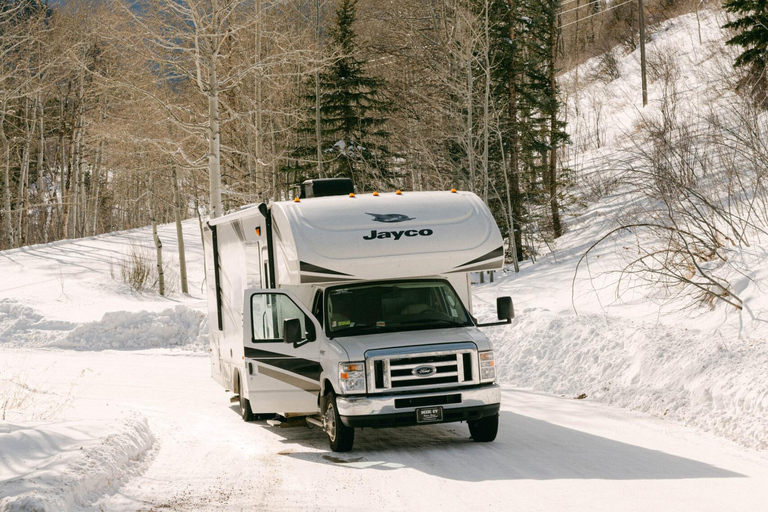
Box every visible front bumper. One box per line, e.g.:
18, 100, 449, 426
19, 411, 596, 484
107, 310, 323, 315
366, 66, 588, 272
336, 384, 501, 428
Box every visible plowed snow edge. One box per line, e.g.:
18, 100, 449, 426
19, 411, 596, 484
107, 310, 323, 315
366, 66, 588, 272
0, 416, 156, 511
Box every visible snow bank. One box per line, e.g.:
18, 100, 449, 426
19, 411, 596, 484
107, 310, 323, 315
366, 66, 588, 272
489, 307, 768, 450
54, 305, 208, 351
0, 299, 207, 352
0, 415, 155, 511
0, 300, 75, 347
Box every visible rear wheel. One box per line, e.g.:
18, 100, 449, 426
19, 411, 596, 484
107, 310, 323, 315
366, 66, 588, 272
468, 413, 498, 442
238, 373, 255, 422
323, 391, 354, 452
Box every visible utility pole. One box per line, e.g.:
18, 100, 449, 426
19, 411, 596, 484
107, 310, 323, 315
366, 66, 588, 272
315, 0, 325, 178
638, 0, 648, 106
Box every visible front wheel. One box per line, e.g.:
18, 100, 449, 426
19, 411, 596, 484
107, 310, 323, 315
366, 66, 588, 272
323, 391, 354, 452
468, 413, 498, 442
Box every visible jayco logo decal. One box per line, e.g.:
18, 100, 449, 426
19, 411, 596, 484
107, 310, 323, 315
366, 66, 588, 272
363, 229, 433, 240
366, 213, 416, 223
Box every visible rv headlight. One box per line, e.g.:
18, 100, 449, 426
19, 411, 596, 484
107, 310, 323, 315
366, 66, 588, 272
479, 351, 496, 382
339, 362, 366, 394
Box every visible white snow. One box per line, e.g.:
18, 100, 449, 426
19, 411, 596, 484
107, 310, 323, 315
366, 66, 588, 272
0, 416, 155, 512
469, 8, 768, 451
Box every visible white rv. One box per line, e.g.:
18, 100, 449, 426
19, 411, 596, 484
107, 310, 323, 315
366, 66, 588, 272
202, 179, 512, 452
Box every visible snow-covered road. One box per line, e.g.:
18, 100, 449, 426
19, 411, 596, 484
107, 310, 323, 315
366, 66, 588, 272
2, 348, 766, 511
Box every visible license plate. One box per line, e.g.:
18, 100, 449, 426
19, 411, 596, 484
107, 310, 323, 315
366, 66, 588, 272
416, 406, 443, 423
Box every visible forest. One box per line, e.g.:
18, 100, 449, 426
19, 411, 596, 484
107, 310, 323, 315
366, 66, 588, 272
0, 0, 746, 269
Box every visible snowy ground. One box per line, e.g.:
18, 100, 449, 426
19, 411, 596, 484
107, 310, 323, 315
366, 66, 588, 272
2, 8, 768, 511
2, 349, 768, 511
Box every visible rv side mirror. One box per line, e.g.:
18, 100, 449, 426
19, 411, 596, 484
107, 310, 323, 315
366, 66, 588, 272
476, 296, 514, 327
283, 318, 303, 345
497, 296, 514, 321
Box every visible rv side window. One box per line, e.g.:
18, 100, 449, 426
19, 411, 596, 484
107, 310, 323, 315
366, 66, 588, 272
251, 293, 309, 342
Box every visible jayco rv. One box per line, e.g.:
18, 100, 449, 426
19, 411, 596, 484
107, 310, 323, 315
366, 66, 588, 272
202, 179, 512, 451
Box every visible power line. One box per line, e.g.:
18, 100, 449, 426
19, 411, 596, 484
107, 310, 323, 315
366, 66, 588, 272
560, 2, 598, 17
559, 0, 601, 8
560, 0, 635, 29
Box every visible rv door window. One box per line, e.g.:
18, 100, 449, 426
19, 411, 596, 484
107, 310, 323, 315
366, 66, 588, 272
251, 293, 309, 342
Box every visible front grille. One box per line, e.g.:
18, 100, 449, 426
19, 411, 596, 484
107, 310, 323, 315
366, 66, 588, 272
366, 343, 478, 393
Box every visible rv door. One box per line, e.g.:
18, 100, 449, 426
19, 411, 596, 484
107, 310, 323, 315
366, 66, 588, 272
242, 289, 322, 414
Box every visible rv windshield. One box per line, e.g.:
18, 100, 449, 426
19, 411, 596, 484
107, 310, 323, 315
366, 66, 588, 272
325, 280, 473, 337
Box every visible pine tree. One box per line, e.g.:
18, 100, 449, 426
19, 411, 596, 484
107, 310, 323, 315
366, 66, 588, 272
292, 0, 393, 190
723, 0, 768, 101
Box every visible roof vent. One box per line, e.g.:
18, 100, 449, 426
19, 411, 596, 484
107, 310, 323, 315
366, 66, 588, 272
300, 178, 355, 198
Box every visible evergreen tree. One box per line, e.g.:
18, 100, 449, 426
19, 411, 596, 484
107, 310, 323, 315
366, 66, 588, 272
292, 0, 392, 190
478, 0, 568, 259
723, 0, 768, 101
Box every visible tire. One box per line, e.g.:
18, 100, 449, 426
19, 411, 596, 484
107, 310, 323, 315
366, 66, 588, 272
468, 413, 499, 442
322, 391, 354, 452
238, 373, 255, 422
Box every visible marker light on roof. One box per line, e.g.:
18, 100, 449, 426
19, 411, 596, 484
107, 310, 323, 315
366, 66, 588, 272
373, 191, 379, 196
349, 193, 356, 198
294, 197, 300, 202
451, 188, 458, 193
396, 190, 402, 195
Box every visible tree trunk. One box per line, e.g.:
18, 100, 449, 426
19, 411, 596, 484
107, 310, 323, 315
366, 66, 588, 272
498, 130, 519, 272
195, 193, 207, 293
466, 40, 476, 192
208, 62, 223, 219
90, 139, 104, 236
68, 118, 80, 238
18, 95, 36, 246
252, 0, 265, 196
1, 103, 12, 248
482, 0, 491, 202
148, 175, 165, 296
36, 94, 49, 243
172, 167, 188, 294
507, 0, 524, 262
549, 2, 563, 239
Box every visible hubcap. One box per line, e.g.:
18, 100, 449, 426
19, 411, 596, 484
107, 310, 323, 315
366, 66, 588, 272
325, 402, 337, 441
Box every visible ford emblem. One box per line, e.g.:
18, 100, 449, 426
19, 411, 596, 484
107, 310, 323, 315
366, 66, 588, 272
412, 365, 437, 377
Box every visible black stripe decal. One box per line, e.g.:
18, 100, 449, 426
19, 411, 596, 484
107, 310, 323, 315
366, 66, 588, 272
454, 246, 504, 269
299, 261, 352, 276
244, 347, 322, 382
449, 261, 502, 273
300, 275, 355, 284
258, 365, 321, 392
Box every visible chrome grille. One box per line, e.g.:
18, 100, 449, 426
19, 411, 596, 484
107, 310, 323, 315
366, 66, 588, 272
366, 342, 477, 393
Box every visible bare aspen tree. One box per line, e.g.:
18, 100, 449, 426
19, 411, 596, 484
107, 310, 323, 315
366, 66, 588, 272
482, 0, 491, 202
172, 166, 189, 294
0, 101, 10, 248
147, 174, 165, 296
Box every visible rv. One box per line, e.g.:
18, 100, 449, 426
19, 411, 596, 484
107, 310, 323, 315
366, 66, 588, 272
202, 179, 513, 451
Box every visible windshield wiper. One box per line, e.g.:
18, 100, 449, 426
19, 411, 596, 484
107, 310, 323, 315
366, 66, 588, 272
399, 319, 467, 327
